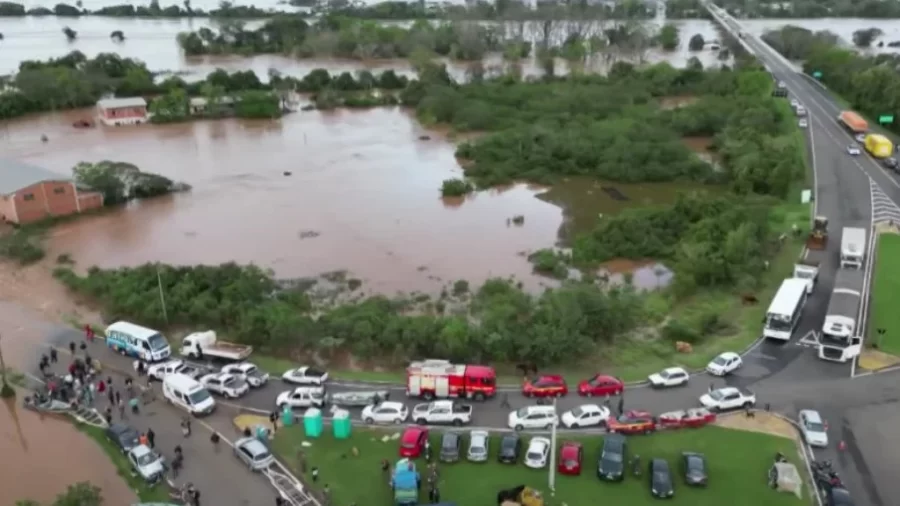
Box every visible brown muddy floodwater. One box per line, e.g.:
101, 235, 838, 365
5, 108, 570, 294
0, 398, 136, 505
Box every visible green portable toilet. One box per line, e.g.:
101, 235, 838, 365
282, 403, 294, 427
333, 409, 351, 439
304, 407, 323, 438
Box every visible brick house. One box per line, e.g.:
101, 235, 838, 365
0, 159, 104, 225
97, 97, 148, 126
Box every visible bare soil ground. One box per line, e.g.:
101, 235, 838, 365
714, 411, 800, 442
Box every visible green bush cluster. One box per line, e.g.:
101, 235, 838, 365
714, 0, 900, 18
55, 264, 646, 365
440, 178, 474, 197
0, 230, 45, 265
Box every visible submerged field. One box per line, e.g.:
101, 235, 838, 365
271, 426, 806, 506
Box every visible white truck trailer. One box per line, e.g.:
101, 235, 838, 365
819, 269, 864, 363
840, 227, 867, 269
179, 330, 253, 361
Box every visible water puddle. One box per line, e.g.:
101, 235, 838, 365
596, 259, 674, 291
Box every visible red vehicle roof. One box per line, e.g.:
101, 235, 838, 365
401, 426, 426, 444
560, 441, 581, 459
465, 365, 495, 378
533, 374, 565, 383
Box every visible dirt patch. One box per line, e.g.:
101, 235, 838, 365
858, 349, 900, 371
659, 96, 698, 110
0, 258, 101, 327
714, 411, 800, 442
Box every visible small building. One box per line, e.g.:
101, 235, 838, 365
189, 96, 236, 116
97, 97, 148, 126
0, 159, 104, 225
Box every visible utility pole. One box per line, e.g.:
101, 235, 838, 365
548, 396, 558, 496
157, 264, 169, 325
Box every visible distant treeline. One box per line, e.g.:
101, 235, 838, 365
0, 0, 655, 20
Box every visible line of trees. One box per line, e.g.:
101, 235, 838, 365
713, 0, 900, 18
0, 1, 289, 18
761, 25, 838, 60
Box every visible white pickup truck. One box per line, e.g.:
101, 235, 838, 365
412, 400, 473, 426
146, 359, 202, 381
179, 331, 252, 361
793, 260, 819, 294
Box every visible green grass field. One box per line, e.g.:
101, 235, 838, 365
867, 233, 900, 355
272, 426, 805, 506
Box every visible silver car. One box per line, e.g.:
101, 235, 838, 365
467, 430, 490, 462
799, 409, 829, 448
127, 444, 166, 483
234, 437, 275, 471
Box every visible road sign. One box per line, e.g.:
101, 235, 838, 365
812, 71, 822, 79
879, 115, 894, 125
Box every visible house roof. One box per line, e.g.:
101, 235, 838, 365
97, 97, 147, 109
0, 159, 71, 195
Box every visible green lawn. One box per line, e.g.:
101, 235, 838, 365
76, 424, 171, 503
272, 426, 805, 506
867, 233, 900, 355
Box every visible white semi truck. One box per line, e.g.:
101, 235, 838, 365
819, 269, 864, 363
840, 227, 867, 269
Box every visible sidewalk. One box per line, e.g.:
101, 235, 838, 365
39, 327, 280, 506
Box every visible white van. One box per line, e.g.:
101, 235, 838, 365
105, 321, 171, 362
163, 373, 216, 416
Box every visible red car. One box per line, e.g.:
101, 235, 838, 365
522, 375, 568, 398
399, 426, 429, 458
607, 410, 657, 435
658, 408, 717, 429
577, 374, 624, 397
557, 441, 583, 476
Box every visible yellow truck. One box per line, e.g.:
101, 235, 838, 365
864, 134, 894, 159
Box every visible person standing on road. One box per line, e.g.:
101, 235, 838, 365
117, 397, 126, 418
708, 382, 714, 394
69, 342, 76, 355
103, 407, 113, 425
617, 396, 624, 416
269, 411, 278, 433
181, 418, 192, 437
147, 427, 156, 449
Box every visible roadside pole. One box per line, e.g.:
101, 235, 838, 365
548, 397, 558, 496
156, 264, 169, 324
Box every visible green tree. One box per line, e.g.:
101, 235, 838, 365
658, 24, 679, 51
852, 27, 883, 48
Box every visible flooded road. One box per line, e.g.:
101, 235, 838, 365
0, 17, 730, 76
0, 397, 137, 506
4, 108, 570, 294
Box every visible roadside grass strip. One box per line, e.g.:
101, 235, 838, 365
272, 425, 805, 506
867, 233, 900, 356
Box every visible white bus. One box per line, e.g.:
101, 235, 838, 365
105, 321, 172, 362
763, 278, 809, 340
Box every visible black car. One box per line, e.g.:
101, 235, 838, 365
597, 434, 627, 481
883, 157, 898, 171
825, 487, 854, 506
681, 452, 707, 487
105, 423, 140, 453
649, 458, 674, 498
498, 433, 521, 464
440, 432, 461, 463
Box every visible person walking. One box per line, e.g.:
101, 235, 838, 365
147, 428, 156, 449
97, 379, 106, 395
617, 397, 624, 416
181, 418, 192, 437
117, 397, 126, 419
84, 324, 94, 342
69, 342, 76, 355
103, 407, 113, 425
139, 432, 149, 446
50, 347, 58, 363
269, 411, 278, 433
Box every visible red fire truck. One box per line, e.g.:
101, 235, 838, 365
406, 359, 497, 401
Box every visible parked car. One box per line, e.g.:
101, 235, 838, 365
799, 409, 829, 448
607, 410, 657, 435
275, 387, 325, 409
883, 157, 899, 171
524, 437, 551, 469
361, 401, 409, 425
440, 432, 462, 463
105, 423, 140, 453
498, 433, 521, 464
522, 374, 568, 398
281, 366, 328, 385
233, 437, 275, 471
467, 430, 490, 462
799, 119, 808, 128
682, 452, 708, 486
705, 352, 742, 376
649, 458, 675, 498
561, 404, 610, 429
127, 444, 166, 484
147, 359, 201, 381
597, 434, 627, 481
221, 362, 270, 388
648, 367, 689, 388
825, 486, 855, 506
199, 372, 249, 399
699, 387, 756, 412
558, 441, 583, 476
399, 426, 429, 458
508, 405, 558, 431
847, 144, 861, 156
577, 374, 624, 397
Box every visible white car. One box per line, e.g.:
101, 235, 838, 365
847, 144, 861, 156
855, 133, 867, 143
275, 387, 325, 409
798, 119, 808, 128
146, 359, 201, 381
281, 367, 328, 385
361, 401, 409, 424
790, 99, 799, 108
507, 405, 558, 431
648, 367, 690, 388
524, 437, 551, 469
799, 409, 828, 447
699, 387, 756, 412
221, 362, 269, 388
127, 444, 166, 483
560, 404, 610, 429
199, 372, 249, 399
706, 352, 742, 376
